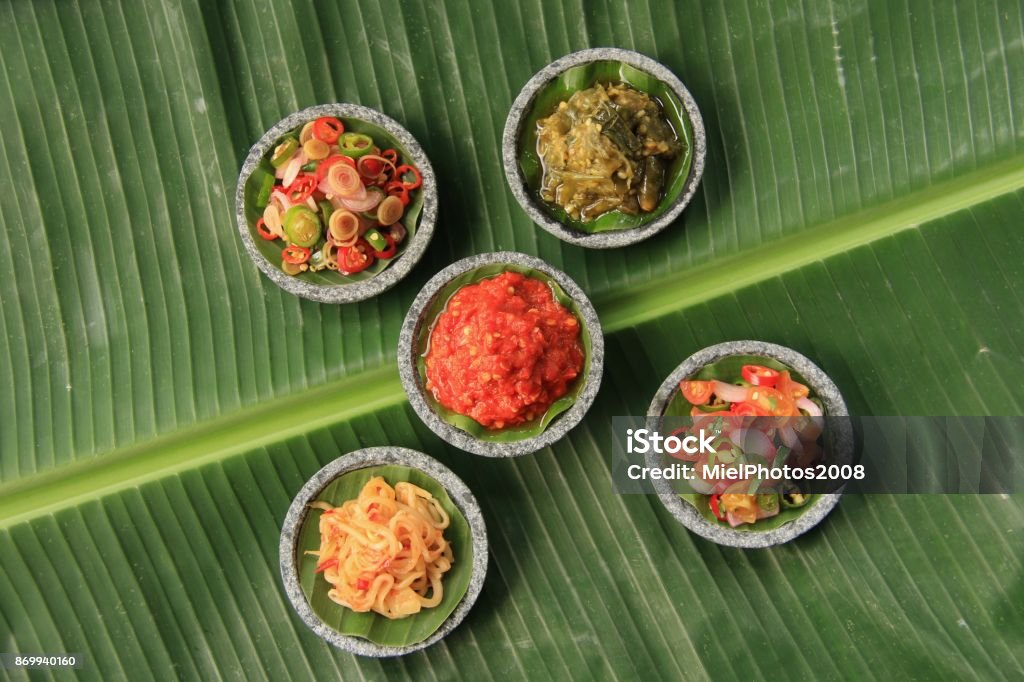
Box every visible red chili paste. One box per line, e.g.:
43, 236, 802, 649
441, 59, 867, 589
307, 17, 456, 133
425, 272, 584, 429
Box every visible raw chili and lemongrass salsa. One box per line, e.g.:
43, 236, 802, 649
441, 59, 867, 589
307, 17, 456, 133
674, 363, 825, 527
252, 115, 423, 276
424, 272, 584, 430
536, 82, 680, 222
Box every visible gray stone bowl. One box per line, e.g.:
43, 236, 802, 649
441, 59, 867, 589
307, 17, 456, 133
398, 252, 604, 457
646, 341, 852, 548
235, 103, 437, 304
502, 47, 706, 249
279, 446, 488, 657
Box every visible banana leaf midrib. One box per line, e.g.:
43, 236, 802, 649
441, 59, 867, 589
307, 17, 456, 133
598, 156, 1024, 329
1, 156, 1022, 529
0, 368, 405, 528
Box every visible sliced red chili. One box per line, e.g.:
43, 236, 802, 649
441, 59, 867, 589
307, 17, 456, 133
255, 217, 277, 241
356, 578, 370, 590
282, 245, 311, 264
709, 494, 726, 522
742, 364, 781, 387
381, 149, 398, 164
385, 181, 410, 206
340, 239, 375, 274
358, 156, 386, 179
285, 173, 318, 203
312, 116, 344, 144
395, 164, 421, 190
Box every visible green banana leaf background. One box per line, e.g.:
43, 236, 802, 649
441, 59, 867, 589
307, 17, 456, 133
1, 0, 1022, 679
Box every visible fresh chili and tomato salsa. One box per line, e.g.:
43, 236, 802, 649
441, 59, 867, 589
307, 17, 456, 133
674, 361, 824, 528
424, 272, 584, 430
253, 115, 422, 278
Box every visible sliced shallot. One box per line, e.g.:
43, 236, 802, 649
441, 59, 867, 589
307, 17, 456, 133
340, 186, 384, 213
712, 381, 748, 404
778, 424, 803, 453
797, 397, 822, 417
272, 188, 296, 211
282, 154, 304, 188
384, 222, 407, 243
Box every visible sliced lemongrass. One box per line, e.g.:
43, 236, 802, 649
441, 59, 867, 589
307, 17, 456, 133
327, 163, 366, 198
299, 120, 315, 144
303, 138, 330, 160
321, 241, 340, 270
329, 208, 360, 243
376, 195, 404, 226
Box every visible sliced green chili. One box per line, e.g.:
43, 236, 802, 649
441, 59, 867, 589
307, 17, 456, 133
782, 494, 810, 508
254, 170, 274, 209
780, 483, 811, 508
318, 200, 334, 227
283, 206, 322, 248
271, 137, 299, 168
363, 228, 388, 253
338, 132, 374, 159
